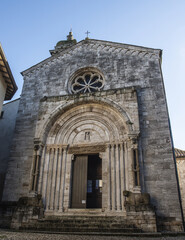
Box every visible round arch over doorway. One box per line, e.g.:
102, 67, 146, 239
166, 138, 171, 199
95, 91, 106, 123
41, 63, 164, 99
35, 97, 135, 145
31, 95, 141, 215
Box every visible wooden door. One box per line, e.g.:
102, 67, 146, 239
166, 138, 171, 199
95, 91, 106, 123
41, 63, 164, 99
71, 155, 88, 208
87, 155, 102, 208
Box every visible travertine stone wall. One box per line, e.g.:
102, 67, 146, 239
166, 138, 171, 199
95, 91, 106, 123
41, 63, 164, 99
2, 39, 182, 224
176, 158, 185, 219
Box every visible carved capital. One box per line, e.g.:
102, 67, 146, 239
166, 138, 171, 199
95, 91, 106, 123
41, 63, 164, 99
33, 139, 44, 155
34, 144, 40, 151
127, 133, 140, 149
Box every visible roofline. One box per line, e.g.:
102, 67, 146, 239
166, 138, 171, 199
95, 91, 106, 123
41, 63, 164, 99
21, 39, 162, 76
0, 43, 18, 100
175, 148, 185, 158
90, 39, 162, 52
3, 97, 20, 106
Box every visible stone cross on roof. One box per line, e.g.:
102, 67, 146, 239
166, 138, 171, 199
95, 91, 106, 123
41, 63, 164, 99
85, 30, 90, 39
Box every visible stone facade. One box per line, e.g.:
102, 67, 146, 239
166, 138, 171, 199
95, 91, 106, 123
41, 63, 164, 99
176, 148, 185, 222
0, 99, 20, 201
1, 33, 184, 232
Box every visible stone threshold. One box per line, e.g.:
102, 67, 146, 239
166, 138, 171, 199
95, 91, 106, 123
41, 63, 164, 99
44, 208, 127, 216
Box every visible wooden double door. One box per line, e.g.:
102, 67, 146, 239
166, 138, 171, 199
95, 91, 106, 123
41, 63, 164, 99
71, 154, 102, 209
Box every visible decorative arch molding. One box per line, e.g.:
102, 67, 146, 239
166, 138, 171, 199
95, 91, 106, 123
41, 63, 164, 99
48, 106, 122, 145
35, 97, 136, 145
31, 93, 141, 212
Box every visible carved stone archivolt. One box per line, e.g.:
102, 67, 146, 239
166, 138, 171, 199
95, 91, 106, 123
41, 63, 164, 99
44, 102, 129, 145
31, 93, 141, 214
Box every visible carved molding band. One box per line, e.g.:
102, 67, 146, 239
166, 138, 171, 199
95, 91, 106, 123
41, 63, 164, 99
68, 144, 106, 154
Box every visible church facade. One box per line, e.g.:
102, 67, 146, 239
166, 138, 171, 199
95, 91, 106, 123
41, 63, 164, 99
1, 32, 184, 232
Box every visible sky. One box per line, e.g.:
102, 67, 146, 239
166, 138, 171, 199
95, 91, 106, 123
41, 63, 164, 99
1, 0, 185, 150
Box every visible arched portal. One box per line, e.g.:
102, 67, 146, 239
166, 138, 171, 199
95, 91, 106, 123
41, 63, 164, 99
32, 100, 140, 215
47, 103, 128, 144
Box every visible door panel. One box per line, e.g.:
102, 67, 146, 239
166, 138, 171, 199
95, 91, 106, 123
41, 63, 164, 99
71, 155, 88, 208
87, 155, 102, 208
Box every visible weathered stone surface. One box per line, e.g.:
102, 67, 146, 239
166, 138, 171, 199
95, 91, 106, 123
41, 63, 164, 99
0, 201, 17, 228
11, 194, 44, 229
176, 155, 185, 221
1, 38, 183, 232
1, 230, 185, 240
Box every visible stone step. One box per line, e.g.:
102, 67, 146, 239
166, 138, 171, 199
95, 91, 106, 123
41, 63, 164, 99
44, 217, 128, 222
39, 219, 131, 224
62, 223, 134, 227
33, 222, 136, 229
38, 221, 134, 228
36, 219, 136, 228
45, 216, 127, 220
20, 216, 142, 233
20, 226, 142, 233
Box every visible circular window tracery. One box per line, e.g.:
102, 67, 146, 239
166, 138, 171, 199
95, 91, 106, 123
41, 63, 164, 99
70, 69, 105, 94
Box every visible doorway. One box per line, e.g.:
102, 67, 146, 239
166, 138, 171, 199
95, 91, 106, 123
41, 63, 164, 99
71, 154, 102, 209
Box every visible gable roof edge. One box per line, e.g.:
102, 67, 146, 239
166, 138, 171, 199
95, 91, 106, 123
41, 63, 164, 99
21, 39, 162, 77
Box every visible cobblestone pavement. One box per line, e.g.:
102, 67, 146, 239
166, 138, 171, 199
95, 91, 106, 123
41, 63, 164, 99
1, 230, 185, 240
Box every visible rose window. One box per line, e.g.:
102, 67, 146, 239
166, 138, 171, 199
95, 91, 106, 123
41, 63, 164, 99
71, 72, 104, 94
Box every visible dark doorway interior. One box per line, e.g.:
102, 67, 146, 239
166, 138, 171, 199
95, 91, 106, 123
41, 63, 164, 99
87, 154, 102, 208
71, 154, 102, 209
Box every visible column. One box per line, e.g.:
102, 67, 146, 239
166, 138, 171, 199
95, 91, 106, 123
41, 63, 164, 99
59, 146, 68, 212
133, 148, 140, 187
116, 144, 122, 211
50, 148, 58, 210
119, 143, 125, 210
108, 144, 112, 210
100, 151, 107, 211
111, 144, 116, 210
128, 136, 141, 190
128, 145, 135, 190
38, 145, 46, 194
124, 141, 130, 190
61, 146, 68, 211
63, 152, 73, 210
41, 146, 51, 206
58, 148, 64, 211
105, 145, 111, 211
46, 148, 54, 210
54, 147, 63, 211
30, 142, 44, 192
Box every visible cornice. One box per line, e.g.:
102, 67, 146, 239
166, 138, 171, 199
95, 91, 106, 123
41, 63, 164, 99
21, 39, 162, 77
39, 87, 137, 103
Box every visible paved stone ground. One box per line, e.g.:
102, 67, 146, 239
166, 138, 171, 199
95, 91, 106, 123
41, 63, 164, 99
1, 230, 185, 240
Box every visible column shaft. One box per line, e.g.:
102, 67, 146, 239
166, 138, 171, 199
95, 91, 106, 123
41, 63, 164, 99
55, 147, 63, 210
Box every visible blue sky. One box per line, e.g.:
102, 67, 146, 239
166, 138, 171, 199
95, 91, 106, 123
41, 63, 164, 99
1, 0, 185, 149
